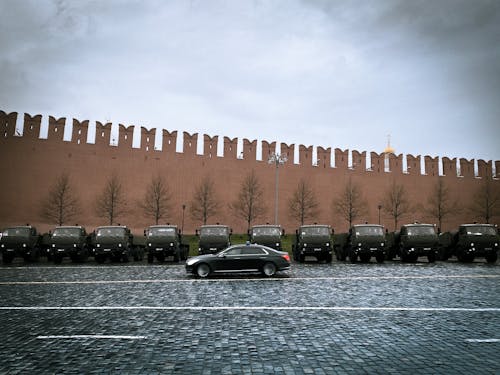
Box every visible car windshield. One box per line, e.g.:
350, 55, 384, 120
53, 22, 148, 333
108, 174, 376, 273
252, 227, 281, 236
200, 227, 228, 236
301, 227, 330, 236
3, 227, 30, 237
148, 227, 176, 236
53, 228, 81, 237
355, 226, 384, 236
96, 227, 126, 237
407, 226, 436, 236
465, 226, 497, 235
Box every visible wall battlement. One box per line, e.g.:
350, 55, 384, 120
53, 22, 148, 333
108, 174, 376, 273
1, 110, 499, 179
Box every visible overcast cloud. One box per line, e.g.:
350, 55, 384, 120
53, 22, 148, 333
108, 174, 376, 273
1, 0, 499, 162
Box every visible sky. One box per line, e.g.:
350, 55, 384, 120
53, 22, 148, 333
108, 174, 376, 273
1, 0, 499, 164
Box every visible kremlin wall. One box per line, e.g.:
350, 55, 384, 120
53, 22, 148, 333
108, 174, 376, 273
0, 110, 499, 235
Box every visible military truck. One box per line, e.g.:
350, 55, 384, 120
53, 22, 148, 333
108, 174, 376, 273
450, 224, 498, 263
0, 225, 42, 263
145, 225, 189, 263
92, 225, 142, 263
49, 226, 91, 264
196, 225, 232, 255
339, 224, 386, 263
393, 223, 439, 263
292, 224, 333, 263
248, 224, 284, 251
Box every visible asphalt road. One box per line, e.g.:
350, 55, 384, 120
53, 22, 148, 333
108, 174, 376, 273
1, 259, 499, 374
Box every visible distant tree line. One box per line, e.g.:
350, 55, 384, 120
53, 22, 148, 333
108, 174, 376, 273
39, 171, 500, 231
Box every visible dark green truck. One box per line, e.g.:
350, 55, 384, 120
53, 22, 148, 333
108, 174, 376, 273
92, 225, 143, 263
196, 225, 232, 255
451, 224, 498, 263
340, 224, 386, 263
248, 224, 284, 251
292, 224, 333, 263
394, 223, 439, 263
49, 225, 91, 264
0, 225, 42, 263
145, 225, 189, 263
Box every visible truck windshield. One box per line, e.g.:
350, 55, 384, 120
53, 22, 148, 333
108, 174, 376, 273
53, 228, 81, 237
3, 228, 30, 237
355, 226, 384, 236
252, 227, 281, 236
301, 227, 330, 236
96, 228, 126, 237
148, 227, 176, 236
465, 226, 497, 235
200, 227, 228, 236
407, 226, 436, 236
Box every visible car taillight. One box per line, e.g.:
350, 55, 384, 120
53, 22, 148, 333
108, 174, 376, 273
282, 254, 290, 262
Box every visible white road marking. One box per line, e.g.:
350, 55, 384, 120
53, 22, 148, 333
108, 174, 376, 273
36, 335, 147, 340
0, 274, 499, 285
465, 339, 500, 343
1, 306, 500, 312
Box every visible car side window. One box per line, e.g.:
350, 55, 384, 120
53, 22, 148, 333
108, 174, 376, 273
242, 247, 266, 255
225, 248, 242, 256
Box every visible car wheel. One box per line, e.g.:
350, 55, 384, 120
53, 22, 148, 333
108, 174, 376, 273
196, 263, 211, 278
485, 253, 497, 264
262, 262, 276, 277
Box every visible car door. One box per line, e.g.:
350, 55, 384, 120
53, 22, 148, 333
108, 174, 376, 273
241, 246, 268, 270
213, 247, 243, 272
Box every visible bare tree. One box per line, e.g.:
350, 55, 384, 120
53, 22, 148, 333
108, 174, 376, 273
288, 179, 320, 225
140, 175, 172, 225
95, 174, 127, 225
40, 172, 81, 226
382, 180, 411, 230
229, 170, 266, 231
424, 178, 460, 231
469, 178, 500, 223
189, 176, 220, 225
332, 178, 368, 228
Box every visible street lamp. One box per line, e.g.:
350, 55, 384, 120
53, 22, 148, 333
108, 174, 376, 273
181, 204, 186, 233
268, 152, 287, 224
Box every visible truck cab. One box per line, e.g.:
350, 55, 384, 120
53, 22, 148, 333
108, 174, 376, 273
196, 225, 232, 255
92, 225, 134, 263
293, 224, 333, 263
453, 224, 498, 263
145, 225, 189, 263
396, 223, 439, 263
49, 225, 90, 264
0, 226, 41, 263
345, 224, 386, 263
248, 225, 284, 251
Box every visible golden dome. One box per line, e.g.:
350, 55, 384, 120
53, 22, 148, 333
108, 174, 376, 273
383, 135, 395, 154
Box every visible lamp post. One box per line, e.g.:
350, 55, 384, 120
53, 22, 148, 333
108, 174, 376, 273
268, 152, 287, 225
181, 204, 186, 233
378, 204, 382, 225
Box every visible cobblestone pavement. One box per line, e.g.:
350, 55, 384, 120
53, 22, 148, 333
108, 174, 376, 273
0, 259, 499, 374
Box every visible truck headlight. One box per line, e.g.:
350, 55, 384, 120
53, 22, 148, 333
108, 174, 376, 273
74, 244, 77, 247
52, 244, 56, 248
495, 243, 498, 247
358, 243, 362, 247
22, 243, 27, 248
470, 243, 474, 246
170, 242, 174, 246
97, 244, 101, 248
326, 242, 330, 247
276, 243, 280, 247
304, 243, 307, 247
118, 243, 122, 247
1, 244, 4, 248
381, 242, 385, 247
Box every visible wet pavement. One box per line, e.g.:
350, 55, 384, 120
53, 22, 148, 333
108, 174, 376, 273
1, 258, 499, 374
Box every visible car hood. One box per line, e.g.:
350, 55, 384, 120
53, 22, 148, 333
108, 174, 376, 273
186, 254, 217, 264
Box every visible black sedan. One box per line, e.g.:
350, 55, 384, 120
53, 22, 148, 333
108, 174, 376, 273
185, 244, 291, 278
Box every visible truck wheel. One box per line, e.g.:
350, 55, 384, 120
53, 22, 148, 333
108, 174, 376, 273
360, 254, 370, 263
299, 254, 305, 263
427, 252, 436, 263
54, 255, 63, 264
2, 253, 13, 264
375, 254, 385, 263
147, 253, 154, 264
262, 262, 276, 277
485, 253, 497, 264
173, 253, 180, 262
122, 254, 129, 263
196, 263, 211, 278
156, 253, 165, 263
349, 253, 357, 263
325, 254, 332, 263
95, 255, 105, 264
